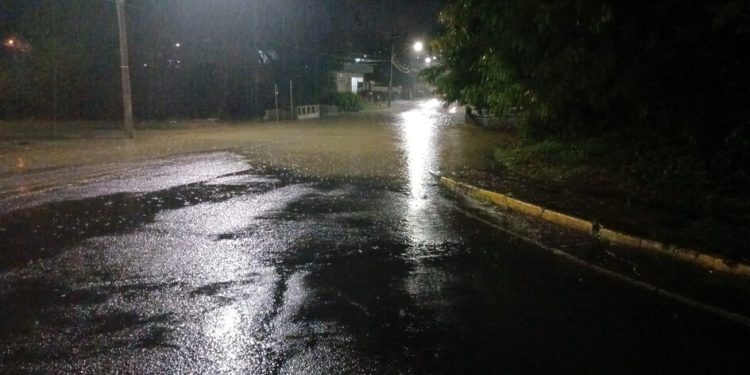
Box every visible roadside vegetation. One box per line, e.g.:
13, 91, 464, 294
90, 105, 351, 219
425, 0, 750, 220
328, 92, 365, 112
493, 131, 749, 208
490, 131, 750, 261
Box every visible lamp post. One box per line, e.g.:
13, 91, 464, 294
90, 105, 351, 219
388, 40, 424, 108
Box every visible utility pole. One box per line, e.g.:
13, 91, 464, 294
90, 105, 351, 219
388, 41, 394, 108
289, 80, 294, 120
51, 1, 58, 139
252, 1, 259, 116
116, 0, 134, 138
274, 83, 279, 122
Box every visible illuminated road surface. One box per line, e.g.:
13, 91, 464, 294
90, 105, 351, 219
1, 102, 748, 374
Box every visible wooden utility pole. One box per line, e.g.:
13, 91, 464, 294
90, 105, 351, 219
51, 1, 58, 139
116, 0, 134, 138
252, 1, 260, 115
388, 41, 394, 108
274, 83, 279, 122
289, 80, 294, 120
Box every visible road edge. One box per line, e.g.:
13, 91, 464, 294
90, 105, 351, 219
431, 172, 750, 278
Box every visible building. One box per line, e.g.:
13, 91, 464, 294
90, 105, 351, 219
335, 63, 373, 94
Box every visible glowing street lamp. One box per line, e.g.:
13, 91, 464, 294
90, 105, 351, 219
424, 57, 432, 65
388, 39, 428, 107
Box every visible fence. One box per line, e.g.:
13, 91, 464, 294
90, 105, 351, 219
296, 105, 320, 120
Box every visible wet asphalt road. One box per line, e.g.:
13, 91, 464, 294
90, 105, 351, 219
1, 102, 749, 374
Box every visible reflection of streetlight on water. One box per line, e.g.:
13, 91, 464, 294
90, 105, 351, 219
400, 99, 441, 205
400, 99, 455, 316
399, 99, 445, 245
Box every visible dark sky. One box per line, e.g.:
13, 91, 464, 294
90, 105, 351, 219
0, 0, 444, 62
333, 0, 444, 53
342, 0, 443, 33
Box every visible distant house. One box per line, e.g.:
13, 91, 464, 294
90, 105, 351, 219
335, 63, 373, 94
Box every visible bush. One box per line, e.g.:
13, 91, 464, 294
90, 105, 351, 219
332, 92, 364, 112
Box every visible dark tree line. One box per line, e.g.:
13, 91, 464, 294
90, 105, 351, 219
426, 0, 750, 167
1, 0, 401, 120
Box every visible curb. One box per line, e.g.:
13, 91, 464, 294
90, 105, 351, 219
434, 173, 750, 278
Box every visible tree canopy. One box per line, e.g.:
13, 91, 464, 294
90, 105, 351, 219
425, 0, 750, 153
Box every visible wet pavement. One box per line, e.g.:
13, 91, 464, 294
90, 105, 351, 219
1, 101, 749, 373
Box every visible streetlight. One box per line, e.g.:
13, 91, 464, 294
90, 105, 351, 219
388, 39, 426, 107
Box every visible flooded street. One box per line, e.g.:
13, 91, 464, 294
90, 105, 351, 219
1, 101, 748, 373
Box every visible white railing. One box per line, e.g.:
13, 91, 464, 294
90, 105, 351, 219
296, 105, 320, 120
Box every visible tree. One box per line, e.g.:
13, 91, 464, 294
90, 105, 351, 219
425, 0, 750, 151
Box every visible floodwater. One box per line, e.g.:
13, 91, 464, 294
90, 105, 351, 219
1, 101, 748, 373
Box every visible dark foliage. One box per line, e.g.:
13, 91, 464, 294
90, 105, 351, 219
425, 0, 750, 187
328, 92, 364, 112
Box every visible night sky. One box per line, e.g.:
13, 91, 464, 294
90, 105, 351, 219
0, 0, 444, 55
0, 0, 446, 119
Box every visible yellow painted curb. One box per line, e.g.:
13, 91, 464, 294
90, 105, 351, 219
541, 209, 594, 233
436, 175, 750, 278
598, 229, 643, 249
505, 197, 544, 218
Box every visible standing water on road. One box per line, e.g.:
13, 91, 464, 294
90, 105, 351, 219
1, 102, 748, 374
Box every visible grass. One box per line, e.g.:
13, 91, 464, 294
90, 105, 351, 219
490, 131, 750, 260
492, 131, 750, 220
492, 136, 604, 182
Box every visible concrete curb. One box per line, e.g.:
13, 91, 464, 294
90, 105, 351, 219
434, 173, 750, 278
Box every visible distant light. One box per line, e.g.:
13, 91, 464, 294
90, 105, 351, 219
432, 56, 437, 61
4, 37, 31, 53
413, 41, 424, 52
425, 57, 432, 64
175, 42, 181, 48
355, 58, 361, 63
143, 63, 148, 67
